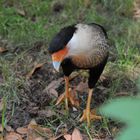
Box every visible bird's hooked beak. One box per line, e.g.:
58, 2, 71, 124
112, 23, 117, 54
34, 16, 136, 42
52, 47, 68, 72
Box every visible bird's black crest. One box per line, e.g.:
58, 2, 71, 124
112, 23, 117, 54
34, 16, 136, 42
48, 25, 77, 54
89, 23, 108, 38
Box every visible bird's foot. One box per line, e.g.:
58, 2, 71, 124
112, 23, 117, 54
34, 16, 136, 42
79, 109, 102, 127
55, 88, 79, 109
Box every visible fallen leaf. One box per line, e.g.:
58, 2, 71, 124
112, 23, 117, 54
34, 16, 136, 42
43, 72, 79, 95
29, 124, 52, 137
26, 63, 44, 79
27, 119, 53, 140
16, 8, 25, 16
38, 108, 56, 118
5, 125, 14, 132
42, 78, 63, 100
64, 134, 72, 140
16, 127, 28, 135
72, 128, 83, 140
0, 47, 7, 53
49, 89, 58, 98
44, 78, 63, 91
29, 119, 37, 125
35, 137, 45, 140
5, 132, 23, 140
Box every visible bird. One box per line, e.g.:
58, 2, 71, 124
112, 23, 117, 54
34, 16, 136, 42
48, 23, 109, 126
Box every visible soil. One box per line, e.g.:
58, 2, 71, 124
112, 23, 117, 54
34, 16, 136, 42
0, 49, 137, 139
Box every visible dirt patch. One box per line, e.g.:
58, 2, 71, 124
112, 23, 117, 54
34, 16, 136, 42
0, 49, 137, 139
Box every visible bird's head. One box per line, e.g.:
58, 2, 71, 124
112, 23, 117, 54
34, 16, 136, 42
48, 25, 77, 72
51, 46, 68, 72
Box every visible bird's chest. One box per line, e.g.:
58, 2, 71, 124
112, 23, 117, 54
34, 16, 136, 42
61, 57, 78, 76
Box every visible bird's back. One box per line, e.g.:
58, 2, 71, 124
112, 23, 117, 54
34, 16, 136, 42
67, 23, 109, 56
66, 23, 109, 68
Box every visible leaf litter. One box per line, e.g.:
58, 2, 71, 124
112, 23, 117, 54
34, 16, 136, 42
0, 47, 8, 53
0, 50, 137, 140
0, 23, 138, 140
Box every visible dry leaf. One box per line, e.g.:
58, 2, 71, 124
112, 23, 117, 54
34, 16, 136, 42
49, 89, 58, 98
27, 119, 53, 140
64, 134, 72, 140
5, 132, 23, 140
38, 108, 56, 118
0, 47, 7, 53
29, 119, 37, 125
35, 137, 45, 140
72, 128, 83, 140
16, 8, 25, 16
16, 127, 28, 135
29, 124, 52, 137
5, 125, 14, 132
26, 63, 44, 79
44, 78, 63, 91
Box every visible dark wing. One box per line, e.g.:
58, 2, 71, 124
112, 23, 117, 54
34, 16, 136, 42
48, 24, 77, 54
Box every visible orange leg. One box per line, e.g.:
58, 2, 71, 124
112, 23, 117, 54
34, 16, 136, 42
55, 76, 79, 110
79, 89, 102, 127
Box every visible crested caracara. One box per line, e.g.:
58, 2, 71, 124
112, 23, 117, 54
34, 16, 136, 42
48, 23, 109, 126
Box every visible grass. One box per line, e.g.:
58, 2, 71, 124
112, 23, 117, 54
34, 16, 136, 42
0, 0, 140, 139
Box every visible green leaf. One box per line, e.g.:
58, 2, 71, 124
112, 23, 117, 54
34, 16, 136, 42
100, 97, 140, 140
117, 127, 140, 140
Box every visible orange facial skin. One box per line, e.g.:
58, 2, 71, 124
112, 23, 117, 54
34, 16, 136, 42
52, 47, 68, 62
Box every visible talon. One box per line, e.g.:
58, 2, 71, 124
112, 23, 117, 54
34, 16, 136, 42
79, 109, 102, 127
55, 89, 79, 109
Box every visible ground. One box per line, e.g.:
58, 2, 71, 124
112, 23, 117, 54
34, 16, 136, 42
0, 0, 140, 139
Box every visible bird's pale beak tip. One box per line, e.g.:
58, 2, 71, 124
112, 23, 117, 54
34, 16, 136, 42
53, 61, 61, 72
